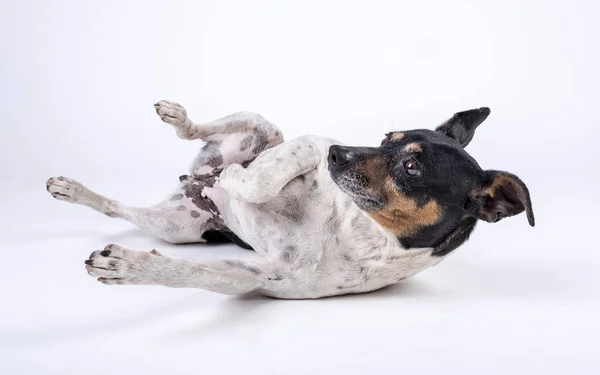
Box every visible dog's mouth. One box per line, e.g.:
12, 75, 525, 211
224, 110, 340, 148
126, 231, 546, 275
327, 144, 388, 210
329, 171, 385, 210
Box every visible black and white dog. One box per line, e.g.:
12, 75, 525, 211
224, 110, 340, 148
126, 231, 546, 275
46, 101, 534, 299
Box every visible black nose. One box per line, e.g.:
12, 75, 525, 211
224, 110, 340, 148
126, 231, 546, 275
328, 145, 354, 168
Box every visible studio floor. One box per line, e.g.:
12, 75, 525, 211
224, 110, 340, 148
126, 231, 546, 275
1, 186, 598, 375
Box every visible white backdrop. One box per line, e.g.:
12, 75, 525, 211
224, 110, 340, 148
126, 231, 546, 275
1, 0, 599, 374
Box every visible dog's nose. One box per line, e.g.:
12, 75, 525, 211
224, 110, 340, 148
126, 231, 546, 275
328, 145, 355, 168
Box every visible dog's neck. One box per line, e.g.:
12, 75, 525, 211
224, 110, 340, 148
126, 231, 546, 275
397, 217, 478, 257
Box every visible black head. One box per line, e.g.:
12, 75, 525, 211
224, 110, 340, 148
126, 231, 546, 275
328, 107, 534, 256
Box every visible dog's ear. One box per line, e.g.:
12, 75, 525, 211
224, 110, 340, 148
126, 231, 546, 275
468, 170, 535, 227
435, 107, 491, 147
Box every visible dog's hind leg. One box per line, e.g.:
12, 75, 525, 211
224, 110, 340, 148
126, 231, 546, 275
46, 102, 283, 245
85, 244, 267, 294
153, 100, 284, 176
46, 176, 217, 244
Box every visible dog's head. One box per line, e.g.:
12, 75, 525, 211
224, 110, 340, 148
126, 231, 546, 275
328, 108, 534, 256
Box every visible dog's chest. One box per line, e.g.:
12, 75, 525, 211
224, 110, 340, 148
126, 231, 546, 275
225, 167, 341, 253
221, 169, 442, 298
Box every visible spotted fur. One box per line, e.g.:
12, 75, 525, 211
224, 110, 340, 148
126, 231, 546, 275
47, 102, 534, 299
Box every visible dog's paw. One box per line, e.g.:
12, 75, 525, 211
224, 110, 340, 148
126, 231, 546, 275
154, 100, 191, 128
85, 244, 166, 285
218, 164, 246, 197
46, 176, 89, 203
219, 164, 275, 203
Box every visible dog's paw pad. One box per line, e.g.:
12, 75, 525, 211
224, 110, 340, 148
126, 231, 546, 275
154, 100, 190, 128
84, 245, 165, 285
46, 176, 87, 203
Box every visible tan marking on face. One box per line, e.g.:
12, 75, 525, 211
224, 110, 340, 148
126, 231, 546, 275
361, 157, 388, 197
390, 132, 404, 140
350, 155, 441, 236
404, 143, 423, 153
360, 174, 440, 236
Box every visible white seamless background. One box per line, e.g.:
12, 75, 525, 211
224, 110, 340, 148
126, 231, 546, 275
1, 1, 599, 374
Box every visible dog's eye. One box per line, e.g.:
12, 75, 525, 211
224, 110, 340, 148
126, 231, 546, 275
404, 159, 419, 176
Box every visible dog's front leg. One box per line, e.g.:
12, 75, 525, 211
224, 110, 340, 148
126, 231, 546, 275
219, 135, 321, 203
85, 244, 266, 295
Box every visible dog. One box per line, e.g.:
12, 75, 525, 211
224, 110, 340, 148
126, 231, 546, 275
46, 101, 534, 299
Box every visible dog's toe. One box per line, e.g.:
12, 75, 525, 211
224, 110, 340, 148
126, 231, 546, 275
84, 245, 166, 286
85, 248, 127, 279
46, 176, 77, 202
97, 277, 125, 285
154, 100, 188, 127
